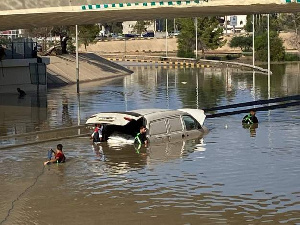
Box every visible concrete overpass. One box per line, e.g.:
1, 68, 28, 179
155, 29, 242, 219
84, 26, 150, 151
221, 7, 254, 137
1, 0, 300, 30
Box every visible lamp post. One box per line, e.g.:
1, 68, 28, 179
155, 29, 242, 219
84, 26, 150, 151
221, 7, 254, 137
267, 14, 271, 99
165, 19, 168, 57
252, 14, 256, 100
195, 17, 198, 59
76, 25, 79, 93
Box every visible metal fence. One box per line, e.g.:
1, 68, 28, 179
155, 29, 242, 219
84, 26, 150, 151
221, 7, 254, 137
4, 41, 37, 59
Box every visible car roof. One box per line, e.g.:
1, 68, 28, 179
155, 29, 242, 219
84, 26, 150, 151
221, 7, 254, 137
86, 108, 205, 126
129, 108, 170, 116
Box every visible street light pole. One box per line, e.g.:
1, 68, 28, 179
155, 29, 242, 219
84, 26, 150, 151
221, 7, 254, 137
195, 17, 198, 59
267, 14, 271, 99
76, 25, 79, 93
174, 18, 176, 33
165, 19, 168, 57
124, 37, 127, 55
252, 14, 255, 67
252, 14, 256, 100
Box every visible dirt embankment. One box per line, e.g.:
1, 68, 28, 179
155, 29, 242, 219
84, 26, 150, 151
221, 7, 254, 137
80, 32, 298, 54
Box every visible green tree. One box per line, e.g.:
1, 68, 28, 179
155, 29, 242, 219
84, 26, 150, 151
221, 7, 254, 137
245, 14, 281, 33
177, 17, 225, 58
230, 35, 252, 52
71, 24, 100, 50
244, 15, 253, 32
255, 31, 285, 61
134, 21, 151, 34
103, 22, 123, 34
244, 14, 286, 61
0, 37, 10, 46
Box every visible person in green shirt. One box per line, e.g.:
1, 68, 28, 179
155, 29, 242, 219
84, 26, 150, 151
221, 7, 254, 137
242, 109, 258, 124
134, 125, 148, 148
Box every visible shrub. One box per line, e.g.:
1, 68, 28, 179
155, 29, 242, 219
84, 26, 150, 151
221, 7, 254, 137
284, 53, 300, 61
255, 31, 285, 61
230, 35, 252, 52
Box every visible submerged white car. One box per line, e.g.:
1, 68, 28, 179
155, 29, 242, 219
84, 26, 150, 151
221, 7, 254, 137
86, 108, 206, 144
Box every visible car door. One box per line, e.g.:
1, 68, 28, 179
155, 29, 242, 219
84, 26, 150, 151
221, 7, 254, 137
166, 116, 184, 141
148, 119, 168, 143
181, 115, 202, 139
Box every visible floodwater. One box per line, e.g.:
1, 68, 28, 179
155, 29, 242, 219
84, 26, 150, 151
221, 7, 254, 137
0, 63, 299, 225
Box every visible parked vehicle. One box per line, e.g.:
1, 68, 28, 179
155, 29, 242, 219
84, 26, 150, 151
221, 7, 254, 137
142, 31, 155, 37
124, 33, 139, 38
86, 108, 206, 144
111, 33, 123, 39
169, 31, 180, 37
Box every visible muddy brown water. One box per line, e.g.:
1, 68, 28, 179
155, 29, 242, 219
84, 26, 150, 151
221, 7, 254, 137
0, 63, 299, 224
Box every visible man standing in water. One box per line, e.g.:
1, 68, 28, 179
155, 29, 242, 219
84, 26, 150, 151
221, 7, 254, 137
91, 124, 103, 143
134, 125, 148, 147
44, 144, 66, 165
242, 109, 259, 124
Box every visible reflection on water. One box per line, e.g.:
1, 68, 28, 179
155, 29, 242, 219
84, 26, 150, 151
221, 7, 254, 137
0, 63, 299, 224
242, 123, 259, 137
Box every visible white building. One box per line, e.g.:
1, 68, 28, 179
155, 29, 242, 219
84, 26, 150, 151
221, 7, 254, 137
222, 15, 247, 34
122, 21, 155, 34
0, 29, 24, 39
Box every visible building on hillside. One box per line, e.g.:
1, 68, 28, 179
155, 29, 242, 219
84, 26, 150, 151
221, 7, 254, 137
122, 21, 155, 35
222, 15, 247, 34
0, 29, 24, 39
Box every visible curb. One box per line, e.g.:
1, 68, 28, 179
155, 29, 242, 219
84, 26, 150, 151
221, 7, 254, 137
106, 58, 211, 68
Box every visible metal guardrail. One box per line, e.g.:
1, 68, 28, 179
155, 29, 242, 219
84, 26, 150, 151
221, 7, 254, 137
102, 54, 271, 73
200, 59, 272, 74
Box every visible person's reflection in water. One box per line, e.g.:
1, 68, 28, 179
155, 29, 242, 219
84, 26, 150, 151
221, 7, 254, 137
62, 96, 72, 126
243, 123, 258, 137
92, 143, 105, 161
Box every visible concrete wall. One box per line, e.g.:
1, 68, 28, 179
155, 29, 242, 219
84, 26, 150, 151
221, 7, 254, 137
0, 59, 47, 94
83, 33, 298, 54
82, 37, 178, 53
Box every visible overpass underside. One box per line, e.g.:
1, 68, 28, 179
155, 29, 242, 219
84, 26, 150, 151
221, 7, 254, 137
0, 0, 300, 30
